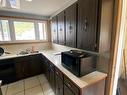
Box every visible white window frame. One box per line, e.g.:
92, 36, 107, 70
0, 17, 48, 44
37, 21, 48, 40
13, 19, 36, 41
0, 19, 11, 41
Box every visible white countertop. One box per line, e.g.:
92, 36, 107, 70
0, 53, 41, 60
0, 49, 107, 89
41, 50, 107, 89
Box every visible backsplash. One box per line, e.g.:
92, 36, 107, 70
51, 43, 109, 73
0, 42, 52, 54
51, 43, 99, 55
51, 43, 75, 52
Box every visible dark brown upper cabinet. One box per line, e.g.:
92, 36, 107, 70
77, 0, 99, 51
65, 3, 77, 48
57, 11, 65, 45
51, 0, 114, 53
51, 16, 58, 44
77, 0, 114, 53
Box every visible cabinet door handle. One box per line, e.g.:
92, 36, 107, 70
49, 64, 52, 68
56, 71, 59, 75
84, 18, 88, 32
67, 83, 71, 88
69, 25, 72, 30
60, 28, 63, 31
94, 43, 97, 50
69, 21, 72, 34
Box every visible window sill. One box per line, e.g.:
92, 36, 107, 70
0, 40, 49, 45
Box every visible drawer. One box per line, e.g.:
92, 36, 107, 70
64, 75, 79, 95
55, 67, 63, 79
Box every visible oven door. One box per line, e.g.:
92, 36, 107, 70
62, 54, 80, 76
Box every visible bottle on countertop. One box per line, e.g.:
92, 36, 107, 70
32, 46, 35, 52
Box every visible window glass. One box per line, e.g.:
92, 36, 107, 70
14, 21, 35, 40
0, 20, 10, 41
0, 22, 2, 41
38, 22, 47, 40
0, 18, 48, 43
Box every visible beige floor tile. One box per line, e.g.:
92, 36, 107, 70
25, 86, 44, 95
6, 80, 24, 95
24, 76, 40, 89
13, 91, 24, 95
1, 85, 8, 95
41, 82, 53, 95
38, 74, 48, 84
48, 92, 55, 95
2, 75, 54, 95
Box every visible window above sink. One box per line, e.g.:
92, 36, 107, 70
0, 17, 48, 44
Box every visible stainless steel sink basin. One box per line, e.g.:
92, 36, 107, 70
18, 51, 29, 55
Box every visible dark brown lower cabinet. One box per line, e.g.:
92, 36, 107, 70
44, 59, 50, 81
55, 75, 63, 95
55, 68, 63, 95
0, 54, 45, 84
44, 57, 80, 95
64, 76, 80, 95
0, 59, 16, 84
49, 66, 55, 92
44, 60, 56, 93
29, 54, 44, 76
15, 54, 44, 81
64, 84, 75, 95
14, 57, 31, 80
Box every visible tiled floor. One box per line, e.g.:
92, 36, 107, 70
1, 74, 55, 95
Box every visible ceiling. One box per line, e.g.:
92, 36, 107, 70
0, 0, 76, 16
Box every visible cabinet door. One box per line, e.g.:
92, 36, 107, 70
77, 0, 99, 51
49, 64, 55, 93
58, 11, 65, 45
55, 69, 63, 95
29, 54, 43, 76
64, 84, 75, 95
64, 76, 79, 95
65, 3, 77, 48
44, 59, 50, 81
14, 57, 30, 80
0, 59, 16, 84
22, 61, 31, 78
51, 16, 58, 43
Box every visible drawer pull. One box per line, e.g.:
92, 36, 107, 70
67, 83, 71, 88
49, 65, 52, 68
56, 71, 59, 75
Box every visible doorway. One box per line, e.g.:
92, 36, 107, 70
116, 7, 127, 95
109, 0, 127, 95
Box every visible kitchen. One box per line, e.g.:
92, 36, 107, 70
0, 0, 124, 95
